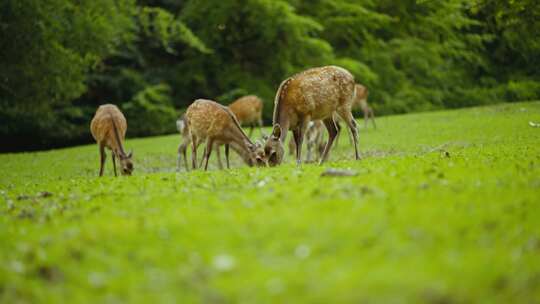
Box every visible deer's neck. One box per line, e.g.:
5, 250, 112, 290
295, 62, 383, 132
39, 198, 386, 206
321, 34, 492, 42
229, 141, 253, 166
273, 78, 293, 143
109, 115, 127, 157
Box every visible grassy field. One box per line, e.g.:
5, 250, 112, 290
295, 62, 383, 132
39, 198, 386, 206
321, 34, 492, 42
1, 102, 540, 303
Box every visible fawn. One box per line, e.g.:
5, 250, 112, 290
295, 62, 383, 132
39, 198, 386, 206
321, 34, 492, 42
90, 104, 133, 176
263, 66, 359, 166
185, 99, 265, 170
288, 120, 326, 162
228, 95, 264, 137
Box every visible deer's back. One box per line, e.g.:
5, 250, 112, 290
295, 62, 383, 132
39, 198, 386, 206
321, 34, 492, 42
229, 95, 263, 124
90, 104, 127, 146
186, 99, 232, 139
282, 66, 355, 120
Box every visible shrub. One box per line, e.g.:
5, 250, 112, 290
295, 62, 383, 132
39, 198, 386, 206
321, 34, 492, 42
122, 84, 178, 137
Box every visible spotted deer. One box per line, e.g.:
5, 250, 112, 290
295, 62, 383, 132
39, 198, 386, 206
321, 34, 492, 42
288, 120, 326, 162
262, 66, 359, 166
185, 99, 265, 170
228, 95, 264, 137
90, 104, 133, 176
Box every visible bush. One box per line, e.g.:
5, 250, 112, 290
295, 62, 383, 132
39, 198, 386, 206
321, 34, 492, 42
505, 80, 540, 102
122, 84, 178, 137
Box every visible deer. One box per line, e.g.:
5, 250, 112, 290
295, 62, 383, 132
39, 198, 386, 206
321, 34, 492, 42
90, 104, 133, 176
176, 114, 224, 171
288, 120, 326, 162
228, 95, 264, 137
262, 65, 360, 166
185, 99, 266, 170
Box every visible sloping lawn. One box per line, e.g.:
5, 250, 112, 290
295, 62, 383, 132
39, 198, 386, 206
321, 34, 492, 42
1, 102, 539, 303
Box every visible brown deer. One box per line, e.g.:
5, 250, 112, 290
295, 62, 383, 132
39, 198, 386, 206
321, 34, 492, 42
262, 66, 359, 166
353, 84, 376, 129
185, 99, 265, 170
90, 104, 133, 176
228, 95, 264, 137
176, 114, 224, 171
288, 120, 326, 162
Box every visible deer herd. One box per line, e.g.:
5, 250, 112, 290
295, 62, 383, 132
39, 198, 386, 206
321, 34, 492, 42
91, 66, 376, 176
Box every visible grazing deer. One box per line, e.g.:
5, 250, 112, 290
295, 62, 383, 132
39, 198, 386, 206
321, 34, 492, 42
185, 99, 265, 170
228, 95, 264, 137
176, 115, 224, 171
262, 66, 359, 166
90, 104, 133, 176
353, 84, 376, 129
288, 120, 326, 162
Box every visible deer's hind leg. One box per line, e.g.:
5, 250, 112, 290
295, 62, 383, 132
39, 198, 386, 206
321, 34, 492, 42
337, 107, 360, 160
99, 143, 106, 177
191, 135, 199, 170
203, 138, 214, 171
320, 117, 339, 165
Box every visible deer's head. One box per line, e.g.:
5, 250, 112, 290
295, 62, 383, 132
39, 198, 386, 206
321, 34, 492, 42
118, 150, 134, 175
250, 140, 267, 167
262, 124, 284, 166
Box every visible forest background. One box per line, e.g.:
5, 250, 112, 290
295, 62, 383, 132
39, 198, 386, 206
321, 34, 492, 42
1, 0, 538, 151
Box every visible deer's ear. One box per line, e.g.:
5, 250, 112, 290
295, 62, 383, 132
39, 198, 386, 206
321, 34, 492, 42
271, 124, 282, 140
127, 150, 133, 158
246, 142, 256, 151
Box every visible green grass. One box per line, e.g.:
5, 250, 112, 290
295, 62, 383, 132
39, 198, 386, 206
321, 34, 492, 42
1, 102, 540, 303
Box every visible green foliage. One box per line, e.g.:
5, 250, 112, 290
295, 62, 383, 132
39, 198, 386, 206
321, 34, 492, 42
138, 6, 211, 54
216, 88, 251, 104
471, 0, 540, 78
506, 80, 540, 101
0, 0, 136, 150
1, 103, 540, 302
122, 84, 178, 137
178, 0, 334, 113
0, 0, 135, 111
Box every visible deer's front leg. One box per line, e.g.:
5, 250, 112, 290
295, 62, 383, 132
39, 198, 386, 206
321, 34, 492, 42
320, 118, 339, 165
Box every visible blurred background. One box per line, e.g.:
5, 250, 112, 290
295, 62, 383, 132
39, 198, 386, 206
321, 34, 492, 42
1, 0, 538, 151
